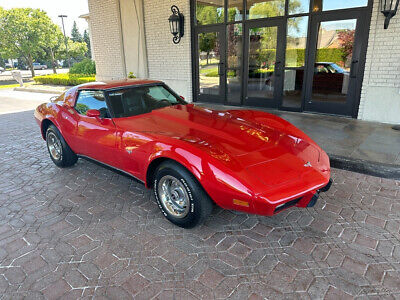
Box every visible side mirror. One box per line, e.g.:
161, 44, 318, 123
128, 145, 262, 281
86, 109, 101, 118
49, 96, 59, 103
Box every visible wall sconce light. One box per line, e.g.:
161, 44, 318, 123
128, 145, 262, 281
168, 5, 184, 44
380, 0, 399, 29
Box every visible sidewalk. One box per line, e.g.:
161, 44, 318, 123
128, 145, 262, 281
198, 103, 400, 179
14, 84, 67, 94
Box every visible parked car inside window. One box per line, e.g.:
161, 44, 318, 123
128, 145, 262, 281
75, 90, 110, 117
107, 85, 185, 118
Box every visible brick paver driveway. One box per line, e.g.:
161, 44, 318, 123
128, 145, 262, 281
0, 110, 399, 299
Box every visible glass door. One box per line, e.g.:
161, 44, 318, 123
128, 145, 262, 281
243, 19, 285, 108
196, 26, 226, 104
304, 10, 369, 116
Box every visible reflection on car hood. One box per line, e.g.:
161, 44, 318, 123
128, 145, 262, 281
118, 104, 320, 164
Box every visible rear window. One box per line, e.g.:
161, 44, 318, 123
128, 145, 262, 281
107, 85, 184, 118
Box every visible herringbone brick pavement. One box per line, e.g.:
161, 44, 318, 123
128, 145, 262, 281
0, 111, 399, 299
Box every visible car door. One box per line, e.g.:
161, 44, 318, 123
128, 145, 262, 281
73, 90, 118, 167
107, 88, 152, 179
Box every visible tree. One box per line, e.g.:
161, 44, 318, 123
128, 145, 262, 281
42, 23, 64, 73
196, 4, 223, 25
337, 29, 355, 64
0, 8, 54, 77
71, 21, 82, 42
64, 39, 87, 62
83, 29, 91, 58
199, 32, 217, 65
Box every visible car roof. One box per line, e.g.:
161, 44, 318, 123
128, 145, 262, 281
77, 79, 163, 91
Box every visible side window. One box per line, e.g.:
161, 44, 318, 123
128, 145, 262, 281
75, 90, 109, 117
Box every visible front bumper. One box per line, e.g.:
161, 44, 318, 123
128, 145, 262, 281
255, 178, 333, 215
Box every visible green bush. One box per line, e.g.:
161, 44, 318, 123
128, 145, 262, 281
69, 59, 96, 75
257, 48, 344, 68
204, 68, 219, 77
33, 73, 95, 86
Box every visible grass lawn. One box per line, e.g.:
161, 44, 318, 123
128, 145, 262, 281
0, 82, 35, 89
0, 83, 21, 89
200, 58, 219, 66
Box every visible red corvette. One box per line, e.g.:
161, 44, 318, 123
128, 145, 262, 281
34, 79, 331, 228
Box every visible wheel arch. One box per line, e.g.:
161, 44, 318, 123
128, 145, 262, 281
41, 119, 55, 140
145, 156, 217, 206
146, 157, 189, 189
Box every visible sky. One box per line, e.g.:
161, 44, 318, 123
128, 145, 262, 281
0, 0, 89, 36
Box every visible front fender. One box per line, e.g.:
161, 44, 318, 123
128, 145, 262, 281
144, 141, 257, 214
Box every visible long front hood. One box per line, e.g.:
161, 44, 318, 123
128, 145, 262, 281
114, 104, 329, 188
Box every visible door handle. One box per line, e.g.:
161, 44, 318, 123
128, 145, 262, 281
218, 62, 225, 76
350, 60, 359, 78
275, 61, 282, 77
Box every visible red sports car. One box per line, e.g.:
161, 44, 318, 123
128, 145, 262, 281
34, 79, 331, 228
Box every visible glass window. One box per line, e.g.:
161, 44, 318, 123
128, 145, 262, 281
288, 0, 310, 14
247, 25, 278, 99
285, 17, 308, 68
313, 0, 368, 11
311, 19, 357, 103
282, 16, 308, 108
196, 0, 224, 25
226, 24, 243, 104
75, 90, 109, 117
228, 0, 244, 22
107, 85, 184, 118
198, 32, 221, 96
247, 0, 285, 19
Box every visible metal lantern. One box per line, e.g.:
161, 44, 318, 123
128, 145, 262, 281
168, 5, 184, 44
380, 0, 400, 29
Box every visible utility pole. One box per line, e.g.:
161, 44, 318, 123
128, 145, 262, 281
58, 15, 71, 69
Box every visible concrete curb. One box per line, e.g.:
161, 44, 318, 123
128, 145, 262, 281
14, 87, 64, 95
329, 154, 400, 180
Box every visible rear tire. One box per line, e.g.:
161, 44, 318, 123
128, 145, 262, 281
154, 161, 213, 228
46, 124, 77, 168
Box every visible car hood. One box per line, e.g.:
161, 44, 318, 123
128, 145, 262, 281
114, 104, 328, 188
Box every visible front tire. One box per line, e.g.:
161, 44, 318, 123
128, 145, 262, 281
46, 124, 77, 168
154, 161, 213, 228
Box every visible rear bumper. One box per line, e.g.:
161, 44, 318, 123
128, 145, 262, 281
254, 178, 333, 216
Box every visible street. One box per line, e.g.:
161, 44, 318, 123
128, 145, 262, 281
0, 89, 56, 114
0, 90, 399, 298
0, 68, 69, 82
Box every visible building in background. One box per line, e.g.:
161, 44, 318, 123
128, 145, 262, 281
85, 0, 400, 124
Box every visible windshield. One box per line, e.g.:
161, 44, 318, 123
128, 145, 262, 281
328, 63, 345, 73
106, 85, 185, 118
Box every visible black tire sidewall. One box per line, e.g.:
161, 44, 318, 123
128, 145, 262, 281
46, 125, 77, 168
154, 164, 204, 228
46, 126, 64, 166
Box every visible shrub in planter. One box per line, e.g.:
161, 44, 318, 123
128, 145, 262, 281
33, 73, 95, 86
69, 59, 96, 75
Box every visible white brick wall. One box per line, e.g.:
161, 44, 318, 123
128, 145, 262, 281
87, 0, 126, 81
143, 0, 192, 101
358, 0, 400, 123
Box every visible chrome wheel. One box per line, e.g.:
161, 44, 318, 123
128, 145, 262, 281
47, 132, 62, 161
158, 175, 190, 218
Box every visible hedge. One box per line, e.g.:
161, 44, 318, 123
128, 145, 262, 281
70, 59, 96, 75
33, 73, 95, 86
256, 48, 345, 67
200, 48, 345, 77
